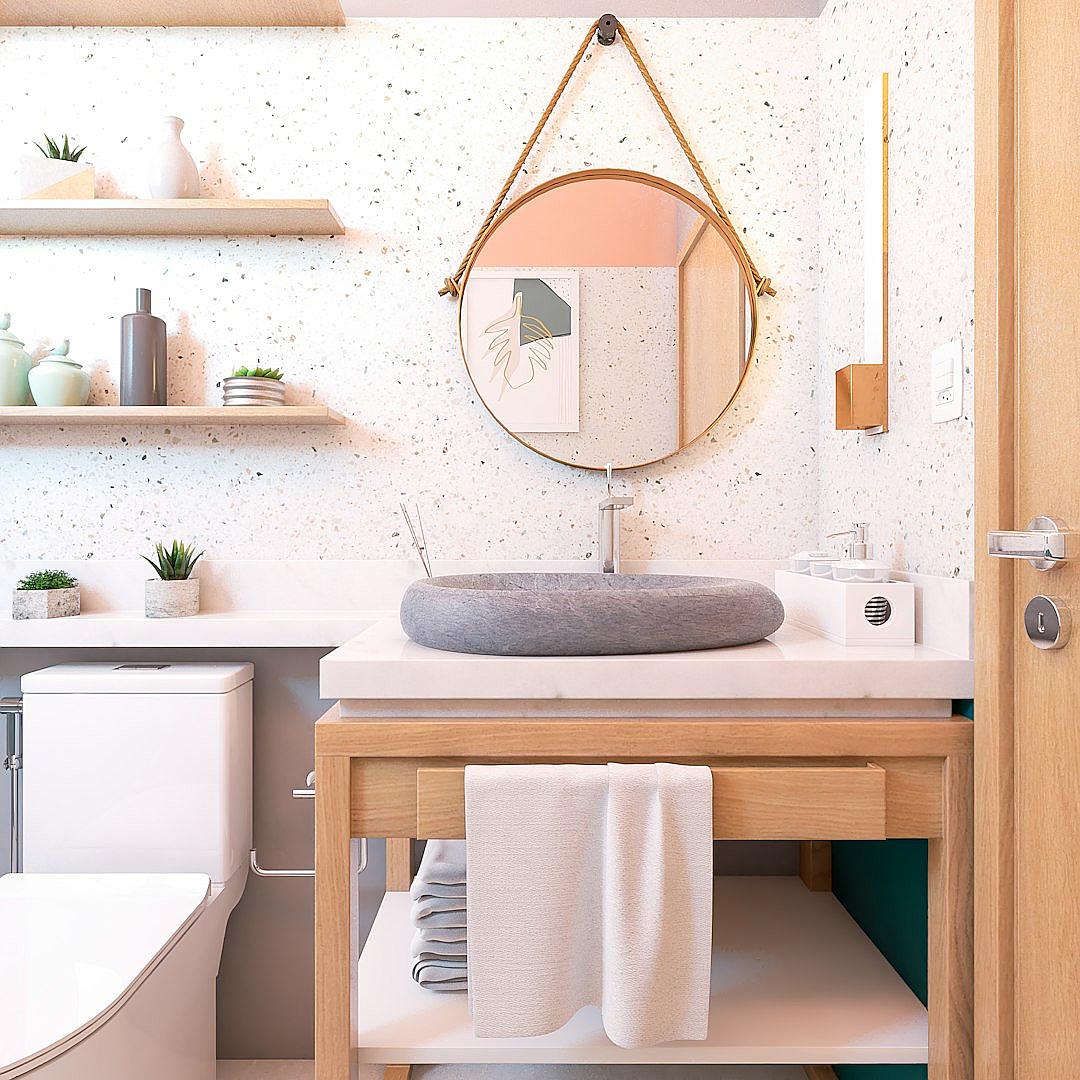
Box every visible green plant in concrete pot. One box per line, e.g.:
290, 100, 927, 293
13, 569, 80, 620
143, 540, 203, 618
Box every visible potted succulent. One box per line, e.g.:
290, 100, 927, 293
222, 366, 286, 406
20, 134, 94, 199
143, 540, 203, 618
12, 570, 81, 620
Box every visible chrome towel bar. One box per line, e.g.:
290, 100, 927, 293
250, 769, 368, 879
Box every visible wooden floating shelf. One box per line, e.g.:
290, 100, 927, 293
0, 199, 344, 237
0, 0, 345, 26
355, 877, 928, 1066
0, 406, 344, 427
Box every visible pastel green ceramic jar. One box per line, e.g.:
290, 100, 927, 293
28, 340, 91, 407
0, 314, 33, 406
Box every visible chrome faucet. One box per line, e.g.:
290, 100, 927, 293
597, 463, 634, 573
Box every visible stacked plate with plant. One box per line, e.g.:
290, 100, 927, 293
222, 366, 286, 406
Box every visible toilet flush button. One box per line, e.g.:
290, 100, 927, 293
1024, 595, 1071, 650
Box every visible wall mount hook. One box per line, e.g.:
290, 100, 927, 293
597, 13, 619, 46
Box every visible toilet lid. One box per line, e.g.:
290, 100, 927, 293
0, 873, 209, 1077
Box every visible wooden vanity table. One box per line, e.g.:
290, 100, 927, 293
314, 708, 973, 1080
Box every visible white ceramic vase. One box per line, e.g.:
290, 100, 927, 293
147, 116, 201, 199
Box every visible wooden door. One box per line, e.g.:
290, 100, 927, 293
976, 2, 1080, 1078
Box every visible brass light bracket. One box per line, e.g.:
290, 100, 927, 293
836, 72, 889, 435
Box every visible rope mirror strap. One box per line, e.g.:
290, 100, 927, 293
439, 16, 775, 300
438, 18, 601, 299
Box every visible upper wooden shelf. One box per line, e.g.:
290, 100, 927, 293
0, 406, 344, 427
0, 199, 344, 237
1, 0, 345, 26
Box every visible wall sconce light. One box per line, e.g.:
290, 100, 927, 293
836, 71, 889, 434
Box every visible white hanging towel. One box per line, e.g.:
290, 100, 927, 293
464, 762, 713, 1048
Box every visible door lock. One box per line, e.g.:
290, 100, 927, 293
987, 516, 1077, 571
1024, 595, 1071, 650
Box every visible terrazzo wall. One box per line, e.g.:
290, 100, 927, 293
0, 18, 820, 564
816, 0, 975, 577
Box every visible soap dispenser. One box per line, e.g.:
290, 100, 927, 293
827, 522, 891, 583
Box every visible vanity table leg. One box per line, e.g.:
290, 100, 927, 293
386, 838, 414, 891
316, 755, 355, 1080
799, 841, 832, 890
928, 753, 974, 1080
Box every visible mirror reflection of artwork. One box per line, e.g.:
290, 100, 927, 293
462, 270, 580, 433
459, 172, 755, 469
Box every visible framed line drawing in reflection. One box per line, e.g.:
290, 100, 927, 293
461, 269, 580, 434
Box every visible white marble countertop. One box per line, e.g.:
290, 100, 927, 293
320, 616, 974, 706
0, 610, 379, 649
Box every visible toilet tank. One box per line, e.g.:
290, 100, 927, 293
21, 662, 253, 885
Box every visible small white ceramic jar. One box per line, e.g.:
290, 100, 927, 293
0, 314, 33, 406
28, 340, 90, 406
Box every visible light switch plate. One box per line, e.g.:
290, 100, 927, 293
931, 340, 963, 423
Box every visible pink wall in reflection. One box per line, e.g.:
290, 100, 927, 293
475, 177, 685, 267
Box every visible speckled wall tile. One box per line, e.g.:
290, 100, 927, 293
0, 18, 820, 563
816, 0, 975, 578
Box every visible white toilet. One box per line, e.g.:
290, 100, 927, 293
1, 662, 253, 1080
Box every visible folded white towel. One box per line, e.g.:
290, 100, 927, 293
414, 926, 467, 944
412, 959, 468, 992
411, 929, 468, 961
412, 889, 464, 915
411, 839, 467, 900
465, 763, 712, 1049
413, 904, 467, 930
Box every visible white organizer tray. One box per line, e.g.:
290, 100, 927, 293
355, 876, 928, 1066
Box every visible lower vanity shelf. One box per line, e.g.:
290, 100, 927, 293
355, 875, 927, 1066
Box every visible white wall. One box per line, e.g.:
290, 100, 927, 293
0, 18, 820, 565
816, 0, 975, 577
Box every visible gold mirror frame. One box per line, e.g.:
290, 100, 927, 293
456, 168, 760, 472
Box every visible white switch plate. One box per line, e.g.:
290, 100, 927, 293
931, 340, 963, 423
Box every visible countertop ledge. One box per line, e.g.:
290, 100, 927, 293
320, 618, 974, 703
0, 610, 380, 649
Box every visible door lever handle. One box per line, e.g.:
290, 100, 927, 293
987, 516, 1077, 571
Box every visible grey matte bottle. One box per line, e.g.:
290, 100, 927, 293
120, 288, 167, 406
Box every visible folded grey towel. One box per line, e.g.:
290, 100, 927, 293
412, 895, 467, 931
414, 881, 466, 901
413, 958, 468, 974
411, 929, 467, 961
415, 927, 467, 945
411, 840, 467, 901
415, 974, 468, 993
413, 957, 469, 992
413, 908, 467, 930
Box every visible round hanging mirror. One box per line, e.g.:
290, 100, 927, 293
457, 169, 758, 471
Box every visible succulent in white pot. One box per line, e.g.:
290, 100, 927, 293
143, 540, 202, 618
20, 134, 94, 199
13, 569, 81, 620
222, 366, 286, 407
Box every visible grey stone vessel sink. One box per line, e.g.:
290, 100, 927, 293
399, 573, 785, 656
